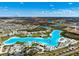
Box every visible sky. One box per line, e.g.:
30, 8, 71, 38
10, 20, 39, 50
0, 2, 79, 17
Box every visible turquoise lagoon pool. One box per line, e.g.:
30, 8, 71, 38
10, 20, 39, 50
3, 30, 62, 46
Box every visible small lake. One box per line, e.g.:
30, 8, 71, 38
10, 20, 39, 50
3, 30, 62, 46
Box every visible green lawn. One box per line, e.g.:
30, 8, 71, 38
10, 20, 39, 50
32, 33, 41, 37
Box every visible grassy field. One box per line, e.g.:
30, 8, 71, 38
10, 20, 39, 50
32, 33, 41, 37
0, 37, 10, 41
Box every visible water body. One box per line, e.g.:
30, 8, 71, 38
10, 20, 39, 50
3, 30, 62, 46
48, 19, 53, 23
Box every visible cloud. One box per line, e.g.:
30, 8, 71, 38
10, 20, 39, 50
38, 8, 79, 17
0, 7, 79, 17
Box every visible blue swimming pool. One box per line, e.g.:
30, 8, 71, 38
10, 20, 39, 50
3, 30, 62, 46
